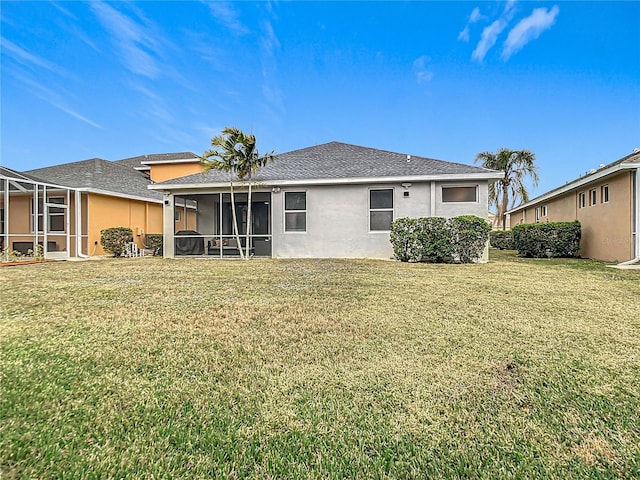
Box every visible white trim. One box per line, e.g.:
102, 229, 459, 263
140, 158, 200, 165
369, 187, 394, 233
508, 162, 640, 214
77, 188, 163, 204
149, 172, 504, 192
283, 190, 307, 233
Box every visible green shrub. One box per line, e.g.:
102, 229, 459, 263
391, 215, 489, 263
418, 217, 454, 263
100, 227, 133, 257
490, 230, 514, 250
145, 233, 163, 256
512, 221, 581, 258
451, 215, 491, 263
390, 217, 422, 262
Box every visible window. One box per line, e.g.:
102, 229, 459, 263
31, 197, 65, 232
578, 192, 586, 208
541, 205, 547, 217
370, 189, 394, 231
175, 209, 181, 221
284, 192, 306, 232
601, 184, 609, 203
535, 207, 540, 222
442, 186, 477, 202
589, 189, 597, 206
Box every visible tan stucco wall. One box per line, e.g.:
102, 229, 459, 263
3, 192, 78, 255
149, 163, 203, 183
87, 193, 163, 255
509, 171, 633, 262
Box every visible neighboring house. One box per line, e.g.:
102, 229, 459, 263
0, 153, 200, 259
507, 150, 640, 263
150, 142, 503, 260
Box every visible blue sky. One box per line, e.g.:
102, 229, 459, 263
1, 1, 639, 198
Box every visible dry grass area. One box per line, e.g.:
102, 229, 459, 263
1, 251, 639, 478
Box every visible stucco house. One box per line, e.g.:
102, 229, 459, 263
0, 153, 199, 259
507, 150, 640, 263
150, 142, 503, 260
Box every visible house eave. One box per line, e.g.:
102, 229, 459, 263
507, 162, 640, 214
149, 172, 504, 192
79, 187, 163, 204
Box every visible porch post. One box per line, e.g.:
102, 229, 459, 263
163, 193, 175, 258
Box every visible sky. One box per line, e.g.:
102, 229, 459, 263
1, 0, 639, 198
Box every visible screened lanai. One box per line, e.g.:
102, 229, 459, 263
173, 191, 272, 257
0, 169, 87, 259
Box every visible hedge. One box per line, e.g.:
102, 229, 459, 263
100, 227, 133, 257
490, 230, 514, 250
390, 215, 490, 263
511, 221, 581, 258
145, 233, 163, 256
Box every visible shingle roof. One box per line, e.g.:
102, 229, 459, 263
25, 158, 162, 201
0, 166, 47, 183
507, 150, 640, 213
157, 141, 499, 186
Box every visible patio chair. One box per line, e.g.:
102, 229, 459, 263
124, 242, 141, 257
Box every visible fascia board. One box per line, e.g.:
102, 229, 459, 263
507, 162, 640, 214
79, 187, 163, 204
148, 172, 504, 192
141, 158, 200, 165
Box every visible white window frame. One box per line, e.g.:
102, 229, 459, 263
284, 191, 307, 233
441, 184, 479, 203
541, 205, 547, 217
535, 207, 540, 222
369, 188, 394, 232
578, 192, 586, 208
31, 196, 66, 233
589, 188, 597, 206
601, 184, 609, 203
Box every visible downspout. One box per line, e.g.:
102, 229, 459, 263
618, 167, 640, 265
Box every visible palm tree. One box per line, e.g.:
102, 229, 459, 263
200, 127, 274, 259
475, 148, 538, 230
234, 133, 274, 258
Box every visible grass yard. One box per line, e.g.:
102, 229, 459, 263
1, 251, 639, 479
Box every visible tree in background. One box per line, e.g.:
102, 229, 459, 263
200, 127, 274, 259
475, 148, 538, 230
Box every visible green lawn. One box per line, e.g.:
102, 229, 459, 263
1, 251, 639, 479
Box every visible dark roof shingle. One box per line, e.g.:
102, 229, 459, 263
158, 141, 498, 186
26, 158, 161, 201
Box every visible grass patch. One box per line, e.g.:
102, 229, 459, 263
1, 254, 639, 478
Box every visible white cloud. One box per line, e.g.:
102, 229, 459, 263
502, 5, 559, 60
1, 37, 69, 77
458, 26, 470, 42
260, 19, 284, 112
472, 19, 508, 62
91, 2, 162, 79
207, 1, 249, 35
11, 72, 102, 128
413, 56, 434, 84
457, 6, 486, 43
469, 7, 486, 23
471, 1, 517, 62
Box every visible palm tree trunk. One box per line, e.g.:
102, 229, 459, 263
501, 184, 509, 231
245, 170, 252, 259
229, 181, 245, 259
